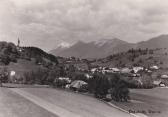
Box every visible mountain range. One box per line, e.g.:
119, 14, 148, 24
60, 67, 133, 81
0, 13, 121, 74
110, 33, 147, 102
50, 34, 168, 58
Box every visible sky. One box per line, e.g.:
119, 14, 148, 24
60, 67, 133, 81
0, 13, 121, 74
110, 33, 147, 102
0, 0, 168, 51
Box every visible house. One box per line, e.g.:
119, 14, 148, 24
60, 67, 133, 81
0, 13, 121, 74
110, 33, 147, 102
85, 74, 93, 79
133, 67, 143, 73
110, 68, 120, 73
58, 77, 71, 83
121, 68, 131, 74
128, 73, 141, 78
147, 70, 152, 73
101, 69, 112, 74
91, 68, 97, 73
150, 65, 159, 70
161, 75, 168, 86
153, 80, 165, 87
161, 74, 168, 79
70, 80, 88, 91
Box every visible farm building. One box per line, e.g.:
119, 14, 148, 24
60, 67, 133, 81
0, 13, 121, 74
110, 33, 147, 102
153, 80, 166, 87
70, 80, 88, 91
161, 75, 168, 86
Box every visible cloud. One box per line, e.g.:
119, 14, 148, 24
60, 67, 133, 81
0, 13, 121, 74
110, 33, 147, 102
0, 0, 168, 51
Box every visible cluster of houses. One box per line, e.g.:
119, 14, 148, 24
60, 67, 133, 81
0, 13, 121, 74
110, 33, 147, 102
90, 65, 168, 87
53, 64, 168, 92
90, 65, 158, 74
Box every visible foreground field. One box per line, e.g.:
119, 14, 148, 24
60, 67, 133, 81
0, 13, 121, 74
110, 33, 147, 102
0, 88, 57, 117
112, 88, 168, 117
13, 88, 132, 117
0, 87, 132, 117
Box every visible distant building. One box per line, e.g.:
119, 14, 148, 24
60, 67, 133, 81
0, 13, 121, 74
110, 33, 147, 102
70, 80, 88, 91
153, 80, 165, 87
110, 68, 120, 73
121, 68, 131, 74
150, 65, 159, 70
132, 67, 143, 73
161, 74, 168, 79
85, 73, 93, 79
91, 68, 97, 73
161, 74, 168, 86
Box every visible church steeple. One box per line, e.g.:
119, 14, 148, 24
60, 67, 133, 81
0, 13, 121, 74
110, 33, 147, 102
17, 38, 20, 47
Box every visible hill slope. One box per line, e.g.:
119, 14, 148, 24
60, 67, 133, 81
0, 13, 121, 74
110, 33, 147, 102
137, 34, 168, 49
91, 48, 168, 69
0, 42, 59, 71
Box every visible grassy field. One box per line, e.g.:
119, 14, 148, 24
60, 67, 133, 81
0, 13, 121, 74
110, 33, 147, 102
0, 87, 57, 117
7, 59, 46, 74
111, 88, 168, 117
19, 88, 132, 117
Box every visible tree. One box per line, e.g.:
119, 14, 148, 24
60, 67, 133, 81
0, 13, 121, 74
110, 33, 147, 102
88, 74, 110, 98
141, 74, 153, 89
149, 50, 154, 54
109, 74, 130, 102
59, 66, 66, 77
71, 73, 87, 82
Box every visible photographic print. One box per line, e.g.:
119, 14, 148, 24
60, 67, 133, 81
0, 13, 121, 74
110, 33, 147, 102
0, 0, 168, 117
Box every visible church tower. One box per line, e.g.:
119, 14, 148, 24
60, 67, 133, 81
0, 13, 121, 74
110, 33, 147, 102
17, 38, 22, 52
17, 38, 20, 47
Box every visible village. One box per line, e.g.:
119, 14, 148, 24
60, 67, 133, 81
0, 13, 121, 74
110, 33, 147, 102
1, 0, 168, 116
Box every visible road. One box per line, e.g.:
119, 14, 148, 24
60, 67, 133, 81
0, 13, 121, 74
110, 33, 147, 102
0, 87, 133, 117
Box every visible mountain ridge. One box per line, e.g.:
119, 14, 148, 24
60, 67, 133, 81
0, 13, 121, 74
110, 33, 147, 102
50, 34, 168, 58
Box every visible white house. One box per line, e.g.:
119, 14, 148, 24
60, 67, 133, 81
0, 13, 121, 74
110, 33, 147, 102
153, 80, 165, 87
161, 74, 168, 79
110, 68, 120, 73
133, 67, 143, 73
91, 68, 97, 73
150, 65, 159, 70
58, 77, 71, 83
85, 74, 93, 79
121, 68, 131, 74
70, 80, 88, 91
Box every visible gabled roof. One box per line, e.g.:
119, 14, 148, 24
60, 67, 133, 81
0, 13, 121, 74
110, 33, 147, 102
161, 75, 168, 79
70, 80, 88, 89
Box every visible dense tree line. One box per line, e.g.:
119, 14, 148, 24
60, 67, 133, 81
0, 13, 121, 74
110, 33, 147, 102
88, 73, 130, 102
0, 42, 19, 65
